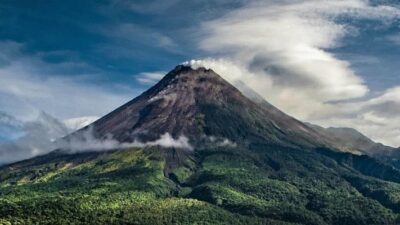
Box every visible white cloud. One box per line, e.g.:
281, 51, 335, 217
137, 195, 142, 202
141, 133, 192, 150
0, 111, 70, 165
0, 41, 135, 120
191, 0, 400, 146
61, 129, 193, 153
0, 110, 192, 165
136, 71, 166, 85
206, 135, 237, 147
296, 86, 400, 147
63, 116, 99, 131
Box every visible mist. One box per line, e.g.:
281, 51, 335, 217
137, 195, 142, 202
58, 127, 193, 153
0, 111, 193, 165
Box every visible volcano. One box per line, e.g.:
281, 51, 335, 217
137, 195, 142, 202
2, 65, 400, 225
83, 65, 333, 148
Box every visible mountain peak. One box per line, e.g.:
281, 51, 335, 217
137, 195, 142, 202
171, 64, 213, 74
81, 64, 335, 150
141, 65, 229, 98
87, 64, 248, 143
156, 65, 222, 86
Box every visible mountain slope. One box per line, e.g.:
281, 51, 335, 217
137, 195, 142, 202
2, 65, 400, 225
308, 124, 400, 169
308, 124, 394, 154
81, 65, 332, 149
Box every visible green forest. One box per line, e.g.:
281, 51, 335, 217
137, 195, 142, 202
1, 144, 400, 225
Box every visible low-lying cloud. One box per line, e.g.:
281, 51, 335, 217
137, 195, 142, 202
60, 128, 193, 153
207, 136, 237, 148
0, 111, 70, 165
0, 111, 193, 165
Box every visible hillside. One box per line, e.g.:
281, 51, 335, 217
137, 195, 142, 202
1, 66, 400, 225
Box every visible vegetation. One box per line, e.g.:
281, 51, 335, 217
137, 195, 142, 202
1, 144, 400, 225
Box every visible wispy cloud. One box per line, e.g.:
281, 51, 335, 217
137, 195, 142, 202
63, 116, 99, 131
0, 111, 70, 165
136, 71, 165, 85
0, 41, 135, 120
387, 33, 400, 45
110, 0, 181, 15
190, 0, 400, 146
0, 110, 194, 165
323, 87, 400, 146
0, 111, 24, 142
60, 129, 193, 153
96, 23, 182, 60
104, 23, 177, 48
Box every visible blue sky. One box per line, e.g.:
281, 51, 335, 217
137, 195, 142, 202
0, 0, 243, 82
1, 0, 400, 146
